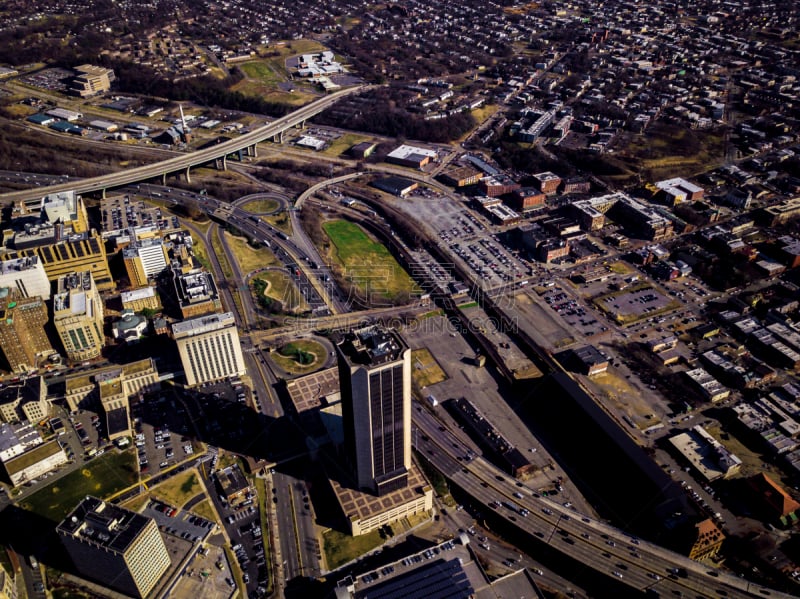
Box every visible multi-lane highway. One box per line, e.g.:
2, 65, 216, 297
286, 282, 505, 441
271, 471, 320, 582
411, 405, 790, 599
0, 86, 367, 203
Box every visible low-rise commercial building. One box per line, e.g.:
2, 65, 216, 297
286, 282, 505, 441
386, 145, 437, 169
0, 377, 49, 424
532, 171, 562, 195
684, 368, 730, 403
668, 425, 741, 482
64, 358, 159, 413
0, 422, 67, 486
120, 286, 161, 313
371, 177, 419, 197
216, 464, 252, 507
438, 165, 482, 188
509, 188, 546, 212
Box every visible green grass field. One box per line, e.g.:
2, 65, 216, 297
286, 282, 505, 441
322, 220, 416, 303
323, 527, 384, 570
272, 339, 326, 374
224, 231, 280, 274
239, 60, 284, 85
255, 271, 308, 313
21, 451, 138, 522
241, 198, 281, 214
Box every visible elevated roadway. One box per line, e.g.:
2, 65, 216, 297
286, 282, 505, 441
412, 405, 790, 599
0, 86, 368, 203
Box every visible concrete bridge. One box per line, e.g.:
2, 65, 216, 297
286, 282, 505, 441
0, 85, 369, 203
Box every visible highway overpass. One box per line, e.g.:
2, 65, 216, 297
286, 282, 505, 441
412, 405, 791, 599
0, 85, 368, 203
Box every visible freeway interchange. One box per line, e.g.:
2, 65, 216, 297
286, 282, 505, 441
412, 404, 789, 599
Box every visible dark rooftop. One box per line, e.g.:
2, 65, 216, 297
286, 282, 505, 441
106, 406, 129, 436
57, 496, 153, 555
354, 557, 473, 599
337, 326, 407, 367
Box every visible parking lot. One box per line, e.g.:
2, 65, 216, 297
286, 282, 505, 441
208, 473, 269, 597
171, 543, 237, 599
132, 391, 197, 477
594, 284, 678, 325
450, 234, 531, 289
541, 287, 607, 338
144, 499, 216, 543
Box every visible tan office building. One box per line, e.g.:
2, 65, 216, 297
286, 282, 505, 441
0, 288, 52, 373
53, 271, 105, 363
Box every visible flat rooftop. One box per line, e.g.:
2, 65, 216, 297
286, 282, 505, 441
285, 367, 341, 414
337, 326, 407, 368
172, 312, 235, 337
57, 496, 153, 555
331, 462, 428, 523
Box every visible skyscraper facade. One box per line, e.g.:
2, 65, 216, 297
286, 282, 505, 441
0, 288, 52, 372
336, 326, 411, 496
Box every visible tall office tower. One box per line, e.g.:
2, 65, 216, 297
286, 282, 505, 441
336, 325, 412, 496
0, 288, 52, 373
57, 497, 171, 599
122, 238, 168, 288
172, 312, 245, 387
53, 271, 105, 363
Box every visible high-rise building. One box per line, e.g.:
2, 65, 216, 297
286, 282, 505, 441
53, 271, 105, 363
57, 497, 170, 599
172, 312, 245, 387
336, 326, 411, 496
123, 239, 168, 288
0, 288, 52, 372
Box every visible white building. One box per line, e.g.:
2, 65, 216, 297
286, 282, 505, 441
0, 256, 51, 300
0, 423, 67, 486
172, 312, 245, 386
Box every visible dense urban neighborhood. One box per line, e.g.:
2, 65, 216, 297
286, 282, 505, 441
0, 1, 799, 599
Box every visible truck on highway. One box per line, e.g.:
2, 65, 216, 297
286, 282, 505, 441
502, 500, 529, 517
